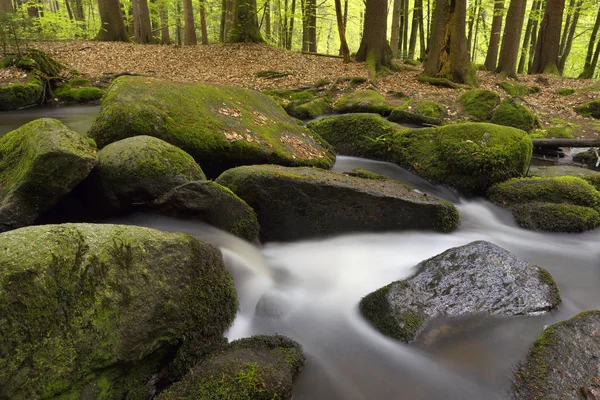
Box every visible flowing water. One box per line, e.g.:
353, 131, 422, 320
0, 104, 100, 136
3, 108, 600, 399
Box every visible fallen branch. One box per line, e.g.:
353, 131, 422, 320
301, 51, 345, 59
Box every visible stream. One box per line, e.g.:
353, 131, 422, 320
3, 106, 600, 399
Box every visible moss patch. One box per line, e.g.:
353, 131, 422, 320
512, 202, 600, 232
497, 81, 530, 97
556, 88, 576, 96
333, 90, 393, 115
0, 78, 43, 111
490, 98, 538, 132
413, 100, 445, 119
574, 99, 600, 119
458, 89, 500, 121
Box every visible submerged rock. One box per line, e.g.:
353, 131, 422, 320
216, 165, 458, 242
86, 135, 205, 213
0, 118, 97, 232
0, 223, 238, 399
88, 76, 334, 177
513, 310, 600, 400
359, 241, 560, 343
151, 180, 259, 242
158, 335, 305, 400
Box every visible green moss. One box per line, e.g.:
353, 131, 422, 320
414, 100, 445, 118
490, 98, 538, 132
574, 99, 600, 119
55, 84, 103, 103
389, 108, 441, 126
537, 268, 561, 307
497, 81, 529, 96
333, 90, 393, 115
458, 89, 501, 121
285, 95, 331, 120
0, 78, 43, 110
255, 70, 290, 79
581, 174, 600, 191
89, 77, 334, 178
417, 74, 462, 89
346, 168, 389, 180
543, 63, 560, 75
512, 202, 600, 232
573, 149, 599, 167
556, 88, 576, 96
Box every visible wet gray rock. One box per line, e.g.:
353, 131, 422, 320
513, 310, 600, 400
359, 241, 561, 342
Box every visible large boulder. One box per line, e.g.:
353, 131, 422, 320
458, 89, 501, 121
151, 180, 260, 242
0, 118, 97, 232
513, 310, 600, 400
359, 241, 560, 343
333, 90, 393, 115
216, 165, 459, 242
158, 335, 306, 400
0, 223, 238, 399
0, 78, 43, 110
86, 135, 206, 213
310, 116, 532, 196
490, 98, 539, 132
488, 176, 600, 232
88, 76, 335, 177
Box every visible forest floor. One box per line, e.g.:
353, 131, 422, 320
7, 41, 599, 138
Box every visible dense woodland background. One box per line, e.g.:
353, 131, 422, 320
1, 0, 599, 79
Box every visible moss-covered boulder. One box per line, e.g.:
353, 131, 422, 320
528, 165, 600, 190
151, 180, 259, 242
158, 335, 305, 400
413, 100, 446, 119
513, 310, 600, 400
0, 223, 238, 399
216, 165, 458, 241
86, 135, 205, 213
573, 148, 600, 172
488, 176, 600, 232
88, 76, 334, 178
497, 81, 530, 97
490, 98, 539, 132
458, 89, 501, 121
360, 241, 560, 343
0, 118, 97, 232
574, 99, 600, 119
333, 90, 393, 115
263, 88, 331, 120
388, 108, 442, 126
55, 78, 103, 103
309, 117, 532, 196
0, 78, 43, 110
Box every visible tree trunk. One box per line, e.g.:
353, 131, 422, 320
132, 0, 153, 43
418, 0, 426, 59
73, 0, 84, 20
0, 0, 13, 12
285, 0, 295, 49
517, 0, 541, 74
471, 0, 482, 61
96, 0, 128, 41
527, 0, 544, 73
466, 0, 477, 56
355, 0, 391, 71
303, 0, 316, 52
580, 4, 600, 78
408, 0, 420, 59
424, 0, 475, 84
558, 0, 582, 73
559, 0, 575, 57
176, 0, 182, 44
390, 0, 401, 58
496, 0, 527, 77
65, 0, 74, 20
334, 0, 350, 62
401, 0, 409, 58
484, 0, 504, 70
531, 0, 565, 74
200, 2, 208, 44
264, 0, 270, 39
228, 0, 263, 42
159, 1, 170, 44
183, 0, 197, 44
222, 0, 236, 41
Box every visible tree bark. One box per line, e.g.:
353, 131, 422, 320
228, 0, 263, 42
408, 0, 420, 59
73, 0, 84, 20
517, 0, 541, 74
484, 0, 504, 71
558, 0, 582, 73
418, 0, 426, 59
496, 0, 527, 77
401, 0, 409, 58
200, 2, 208, 44
424, 0, 475, 84
302, 0, 316, 52
390, 0, 402, 58
580, 4, 600, 78
334, 0, 350, 62
0, 0, 13, 12
183, 0, 197, 45
158, 1, 170, 44
531, 0, 565, 74
96, 0, 128, 41
355, 0, 392, 71
264, 0, 271, 39
132, 0, 153, 43
285, 0, 295, 49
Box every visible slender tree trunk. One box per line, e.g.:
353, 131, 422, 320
264, 0, 270, 39
285, 0, 295, 49
74, 0, 84, 20
355, 0, 391, 71
96, 0, 128, 41
424, 0, 474, 84
183, 0, 197, 44
558, 0, 582, 73
222, 0, 236, 41
401, 0, 409, 58
176, 0, 182, 44
0, 0, 14, 12
398, 0, 405, 56
418, 0, 426, 59
334, 0, 350, 62
158, 1, 170, 43
496, 0, 527, 77
531, 0, 565, 74
580, 4, 600, 78
484, 0, 504, 70
200, 2, 208, 44
390, 0, 402, 58
65, 0, 74, 20
303, 0, 316, 52
408, 0, 420, 59
466, 0, 477, 55
528, 0, 544, 73
228, 0, 263, 42
132, 0, 153, 43
517, 0, 541, 73
471, 0, 482, 61
559, 0, 575, 57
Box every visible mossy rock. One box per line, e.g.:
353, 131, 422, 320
0, 223, 238, 399
85, 135, 206, 213
574, 99, 600, 119
151, 180, 260, 242
0, 78, 43, 110
413, 100, 446, 119
497, 81, 530, 97
158, 335, 305, 400
490, 98, 539, 132
458, 89, 501, 121
528, 165, 600, 183
0, 118, 97, 232
360, 241, 560, 343
345, 168, 389, 181
513, 310, 600, 399
333, 90, 393, 116
88, 76, 335, 178
216, 165, 459, 241
573, 149, 599, 168
286, 95, 331, 120
511, 202, 600, 232
388, 108, 442, 126
556, 88, 576, 96
55, 82, 103, 103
